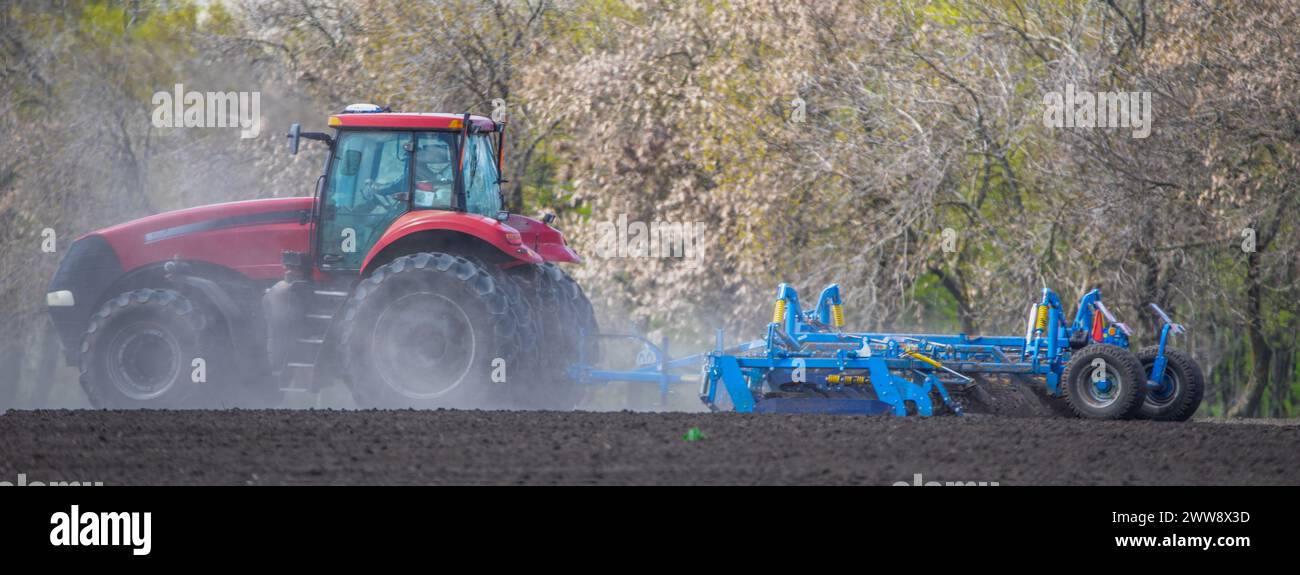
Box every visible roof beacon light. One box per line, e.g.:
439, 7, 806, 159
342, 103, 385, 114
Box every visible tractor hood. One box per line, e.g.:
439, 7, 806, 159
47, 196, 312, 367
88, 196, 314, 280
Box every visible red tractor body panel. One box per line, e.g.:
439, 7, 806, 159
505, 213, 582, 264
92, 197, 313, 280
361, 210, 546, 270
358, 211, 581, 270
89, 197, 574, 281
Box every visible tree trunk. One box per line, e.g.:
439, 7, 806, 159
1227, 250, 1270, 417
1269, 340, 1292, 417
930, 265, 978, 335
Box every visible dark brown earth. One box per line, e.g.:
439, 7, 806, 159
0, 409, 1297, 485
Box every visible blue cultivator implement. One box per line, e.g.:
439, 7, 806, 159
575, 283, 1205, 421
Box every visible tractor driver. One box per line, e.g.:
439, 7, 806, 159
358, 138, 454, 213
410, 138, 454, 208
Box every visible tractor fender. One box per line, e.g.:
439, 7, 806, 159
164, 263, 245, 325
504, 213, 582, 264
116, 260, 265, 361
360, 211, 543, 273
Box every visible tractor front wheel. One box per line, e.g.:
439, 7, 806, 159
1135, 347, 1205, 421
1063, 344, 1146, 420
80, 289, 212, 408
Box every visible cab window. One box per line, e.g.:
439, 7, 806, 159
410, 133, 456, 210
462, 134, 502, 217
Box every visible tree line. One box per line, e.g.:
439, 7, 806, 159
1, 0, 1296, 416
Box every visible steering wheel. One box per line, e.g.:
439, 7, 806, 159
360, 179, 397, 209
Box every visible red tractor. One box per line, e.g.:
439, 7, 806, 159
46, 104, 598, 408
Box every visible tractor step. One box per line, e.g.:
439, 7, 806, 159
270, 286, 351, 392
278, 363, 316, 392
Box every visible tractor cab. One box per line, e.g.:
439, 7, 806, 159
288, 105, 520, 274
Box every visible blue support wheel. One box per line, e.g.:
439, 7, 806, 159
1135, 347, 1205, 421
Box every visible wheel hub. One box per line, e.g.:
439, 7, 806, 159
1081, 365, 1122, 409
108, 322, 183, 401
1146, 370, 1180, 406
371, 292, 476, 400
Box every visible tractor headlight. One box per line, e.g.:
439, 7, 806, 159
46, 290, 75, 307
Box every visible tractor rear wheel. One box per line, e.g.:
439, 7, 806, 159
339, 252, 518, 408
1062, 344, 1146, 420
543, 263, 600, 365
1135, 347, 1204, 421
503, 263, 599, 409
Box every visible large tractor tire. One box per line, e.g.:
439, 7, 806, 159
1135, 347, 1205, 421
502, 263, 599, 410
494, 269, 543, 379
553, 264, 601, 367
494, 266, 579, 409
338, 252, 518, 408
543, 263, 601, 365
80, 289, 216, 408
1062, 344, 1147, 420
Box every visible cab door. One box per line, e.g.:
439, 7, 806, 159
317, 130, 412, 271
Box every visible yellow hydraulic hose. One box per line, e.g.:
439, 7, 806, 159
904, 348, 975, 383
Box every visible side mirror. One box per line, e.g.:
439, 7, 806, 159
287, 123, 301, 155
343, 149, 362, 176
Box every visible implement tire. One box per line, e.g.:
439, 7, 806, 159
1063, 344, 1146, 420
1136, 347, 1204, 421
